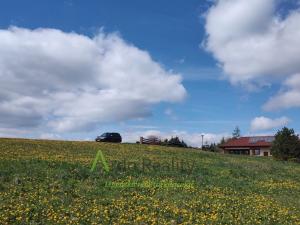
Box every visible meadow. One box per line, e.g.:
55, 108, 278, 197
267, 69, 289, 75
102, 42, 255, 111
0, 138, 300, 224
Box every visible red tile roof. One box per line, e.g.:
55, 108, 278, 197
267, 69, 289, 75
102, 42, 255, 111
221, 136, 274, 148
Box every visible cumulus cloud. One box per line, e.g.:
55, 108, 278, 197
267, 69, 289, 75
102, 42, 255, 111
204, 0, 300, 111
205, 0, 300, 84
264, 74, 300, 110
250, 116, 290, 131
122, 130, 229, 147
0, 27, 186, 134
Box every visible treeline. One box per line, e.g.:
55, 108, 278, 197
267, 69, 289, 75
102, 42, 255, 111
161, 137, 188, 148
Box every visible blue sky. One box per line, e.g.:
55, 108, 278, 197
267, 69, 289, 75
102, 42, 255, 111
0, 0, 300, 146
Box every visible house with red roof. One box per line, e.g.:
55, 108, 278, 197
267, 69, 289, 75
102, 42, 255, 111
220, 136, 274, 156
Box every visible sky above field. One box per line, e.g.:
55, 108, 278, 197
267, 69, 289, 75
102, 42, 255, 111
0, 0, 300, 146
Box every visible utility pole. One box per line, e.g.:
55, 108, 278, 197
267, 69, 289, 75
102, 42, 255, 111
201, 134, 204, 149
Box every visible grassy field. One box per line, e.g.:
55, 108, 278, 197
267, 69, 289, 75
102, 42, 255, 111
0, 138, 300, 224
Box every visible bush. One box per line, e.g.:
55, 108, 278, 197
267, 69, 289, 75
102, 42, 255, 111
271, 127, 300, 161
163, 137, 188, 148
203, 143, 219, 152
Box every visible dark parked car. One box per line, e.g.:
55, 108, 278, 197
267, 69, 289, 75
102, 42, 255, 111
95, 133, 122, 143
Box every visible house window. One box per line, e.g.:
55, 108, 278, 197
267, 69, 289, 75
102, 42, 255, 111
254, 149, 260, 155
228, 149, 250, 155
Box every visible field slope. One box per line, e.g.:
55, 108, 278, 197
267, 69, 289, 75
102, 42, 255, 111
0, 138, 300, 224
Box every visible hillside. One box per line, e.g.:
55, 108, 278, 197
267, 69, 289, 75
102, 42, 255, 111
0, 138, 300, 224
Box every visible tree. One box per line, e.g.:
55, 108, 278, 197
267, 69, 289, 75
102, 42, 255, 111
217, 137, 229, 151
203, 143, 218, 152
167, 136, 187, 148
161, 138, 169, 146
232, 126, 241, 139
271, 127, 300, 161
219, 137, 226, 145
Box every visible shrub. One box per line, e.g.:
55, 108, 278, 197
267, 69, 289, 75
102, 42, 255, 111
271, 127, 300, 161
164, 137, 187, 148
203, 143, 219, 152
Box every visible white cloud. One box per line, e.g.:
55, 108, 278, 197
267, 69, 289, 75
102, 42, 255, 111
205, 0, 300, 84
264, 74, 300, 110
0, 27, 186, 134
250, 116, 290, 131
39, 133, 62, 140
0, 128, 31, 138
122, 130, 230, 147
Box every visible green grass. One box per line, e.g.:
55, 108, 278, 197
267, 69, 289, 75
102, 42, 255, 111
0, 138, 300, 224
